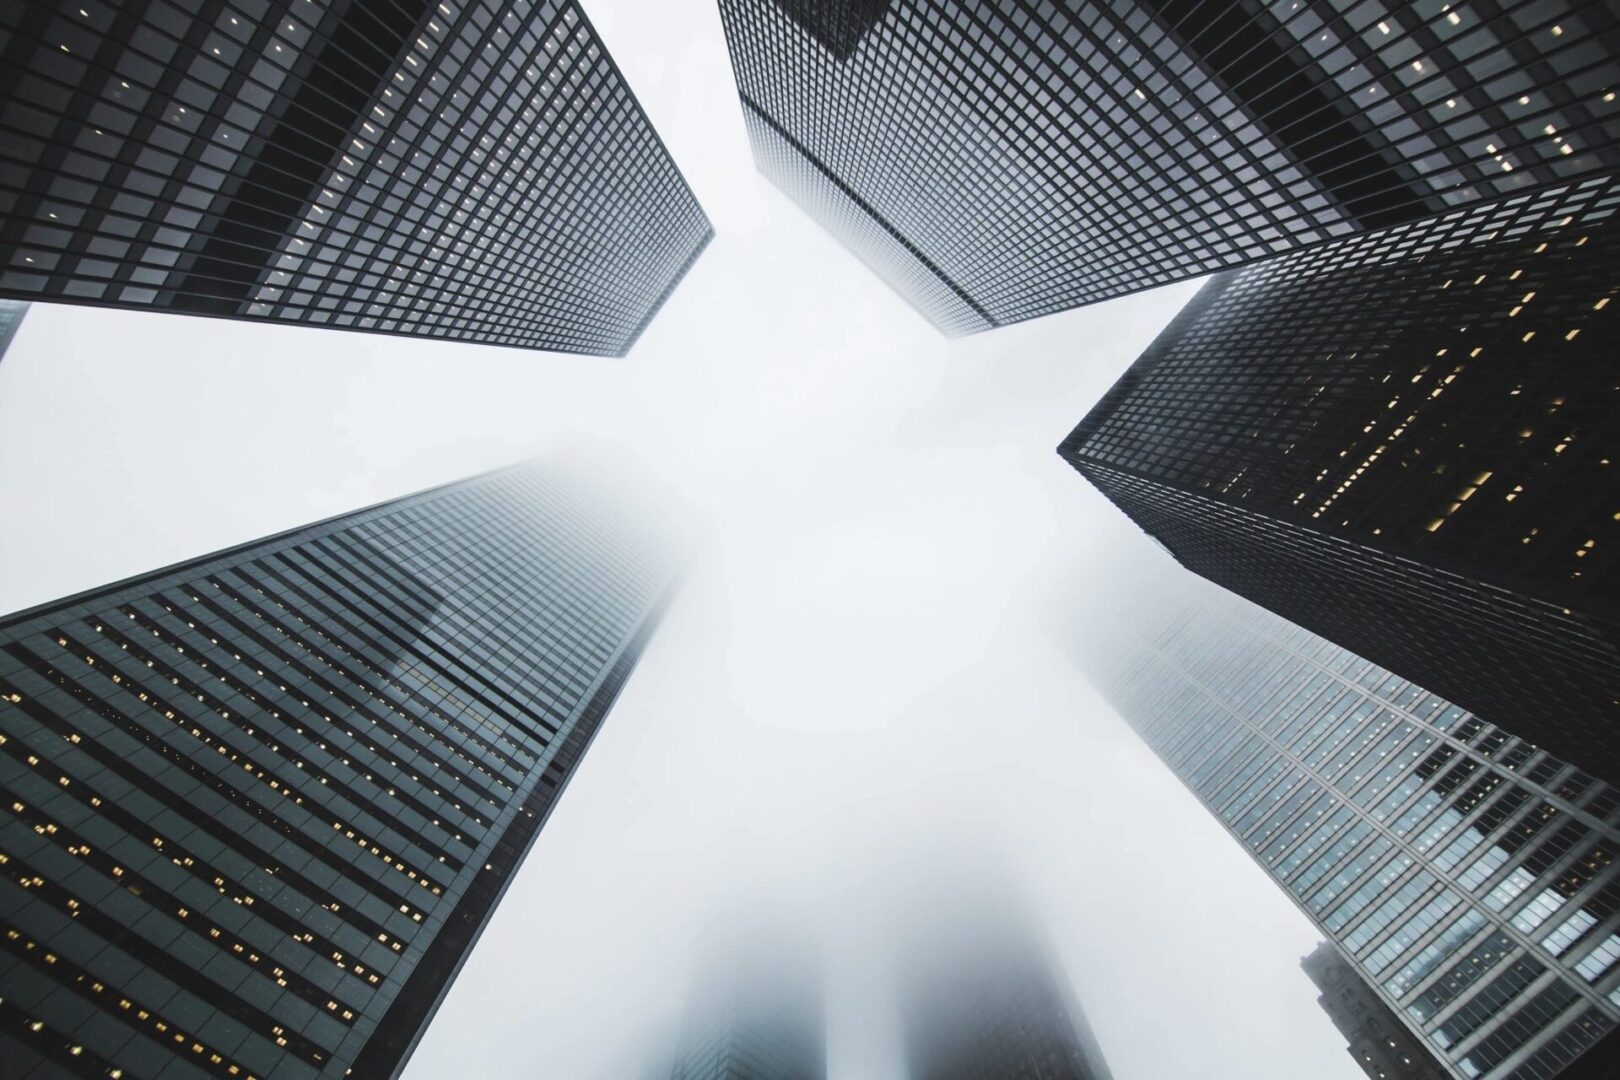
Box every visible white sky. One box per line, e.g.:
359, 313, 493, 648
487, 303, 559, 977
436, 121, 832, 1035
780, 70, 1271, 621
0, 2, 1367, 1076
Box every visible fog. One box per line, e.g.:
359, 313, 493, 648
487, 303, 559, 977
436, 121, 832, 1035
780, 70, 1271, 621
0, 1, 1365, 1076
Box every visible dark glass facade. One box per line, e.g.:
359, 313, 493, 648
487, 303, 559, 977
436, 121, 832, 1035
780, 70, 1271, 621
717, 0, 1620, 334
0, 1, 712, 356
1081, 578, 1620, 1079
1303, 940, 1453, 1080
0, 462, 675, 1079
897, 898, 1113, 1080
1060, 174, 1619, 781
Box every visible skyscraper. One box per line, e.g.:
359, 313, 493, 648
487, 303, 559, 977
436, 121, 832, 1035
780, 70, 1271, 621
0, 461, 676, 1079
1059, 173, 1619, 781
665, 929, 826, 1080
1302, 940, 1452, 1080
717, 0, 1620, 333
896, 889, 1113, 1080
1079, 573, 1620, 1080
0, 299, 27, 361
0, 1, 711, 356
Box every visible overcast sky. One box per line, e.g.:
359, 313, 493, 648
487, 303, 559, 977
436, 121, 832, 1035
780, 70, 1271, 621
0, 2, 1366, 1077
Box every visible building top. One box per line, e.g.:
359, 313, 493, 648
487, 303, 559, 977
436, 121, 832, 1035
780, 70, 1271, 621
665, 923, 827, 1080
895, 880, 1114, 1080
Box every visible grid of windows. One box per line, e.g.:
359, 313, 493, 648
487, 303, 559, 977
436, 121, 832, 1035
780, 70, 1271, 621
717, 0, 1620, 333
0, 462, 675, 1079
0, 0, 712, 356
1059, 173, 1620, 782
1086, 582, 1620, 1079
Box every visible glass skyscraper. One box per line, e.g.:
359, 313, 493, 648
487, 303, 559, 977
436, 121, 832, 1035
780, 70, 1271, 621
1060, 173, 1618, 783
717, 0, 1619, 333
664, 932, 826, 1080
1081, 575, 1620, 1080
896, 888, 1114, 1080
1303, 939, 1453, 1080
0, 1, 712, 355
0, 462, 675, 1079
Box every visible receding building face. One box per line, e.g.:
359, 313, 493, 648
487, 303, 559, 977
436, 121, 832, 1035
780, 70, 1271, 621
1080, 579, 1620, 1080
1060, 174, 1619, 781
717, 0, 1620, 334
896, 894, 1113, 1080
0, 1, 712, 355
1302, 940, 1452, 1080
0, 463, 675, 1079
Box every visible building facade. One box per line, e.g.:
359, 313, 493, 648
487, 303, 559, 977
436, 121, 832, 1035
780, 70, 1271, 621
665, 934, 826, 1080
1303, 940, 1454, 1080
0, 1, 711, 355
897, 894, 1113, 1080
1081, 576, 1620, 1079
717, 0, 1620, 333
664, 990, 826, 1080
0, 299, 27, 361
1060, 173, 1619, 781
0, 462, 676, 1079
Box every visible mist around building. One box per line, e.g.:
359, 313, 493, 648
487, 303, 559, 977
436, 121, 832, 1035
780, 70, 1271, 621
1, 1, 1617, 1079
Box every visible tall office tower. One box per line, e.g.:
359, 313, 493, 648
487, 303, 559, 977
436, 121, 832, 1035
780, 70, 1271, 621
0, 299, 27, 361
0, 1, 711, 356
1059, 173, 1620, 781
897, 893, 1113, 1080
1081, 574, 1620, 1080
0, 462, 676, 1079
665, 933, 826, 1080
716, 0, 1620, 334
1303, 940, 1453, 1080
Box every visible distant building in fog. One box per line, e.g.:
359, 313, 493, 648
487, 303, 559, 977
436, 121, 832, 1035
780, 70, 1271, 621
1078, 573, 1620, 1079
1303, 940, 1451, 1080
0, 299, 26, 361
896, 888, 1113, 1080
1060, 175, 1620, 782
666, 930, 826, 1080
